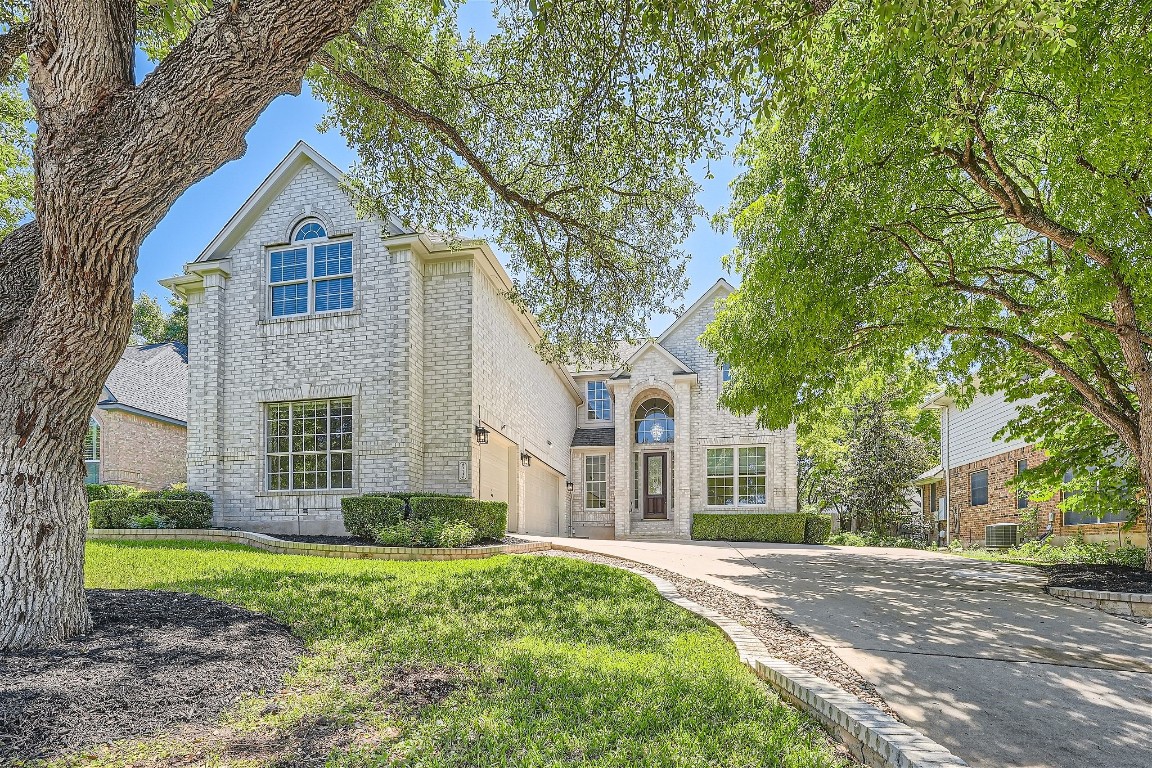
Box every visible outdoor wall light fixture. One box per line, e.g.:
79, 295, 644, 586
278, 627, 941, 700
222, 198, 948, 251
520, 452, 532, 467
474, 424, 489, 444
565, 480, 574, 492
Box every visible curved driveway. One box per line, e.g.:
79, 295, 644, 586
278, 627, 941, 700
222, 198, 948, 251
536, 538, 1152, 768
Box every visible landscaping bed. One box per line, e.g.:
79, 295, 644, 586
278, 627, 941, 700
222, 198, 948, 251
267, 533, 528, 547
0, 588, 301, 762
1045, 564, 1152, 594
65, 539, 849, 768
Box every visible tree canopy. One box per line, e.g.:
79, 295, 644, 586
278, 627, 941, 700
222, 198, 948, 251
703, 0, 1152, 561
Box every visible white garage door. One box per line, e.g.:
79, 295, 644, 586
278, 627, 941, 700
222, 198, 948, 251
524, 463, 560, 536
478, 436, 519, 532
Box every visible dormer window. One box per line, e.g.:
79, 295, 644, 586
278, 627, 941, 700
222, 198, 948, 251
270, 220, 353, 317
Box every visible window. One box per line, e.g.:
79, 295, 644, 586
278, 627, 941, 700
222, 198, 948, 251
721, 363, 731, 384
1061, 469, 1127, 525
707, 446, 767, 506
586, 380, 611, 420
585, 455, 608, 510
969, 469, 988, 506
1016, 459, 1028, 509
269, 220, 353, 317
635, 398, 674, 444
265, 398, 353, 491
84, 418, 100, 484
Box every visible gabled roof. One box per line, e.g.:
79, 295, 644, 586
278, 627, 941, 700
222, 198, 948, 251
98, 342, 189, 425
914, 465, 944, 485
611, 339, 696, 378
656, 278, 735, 344
194, 141, 411, 263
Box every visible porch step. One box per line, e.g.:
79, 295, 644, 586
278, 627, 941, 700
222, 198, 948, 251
626, 520, 684, 540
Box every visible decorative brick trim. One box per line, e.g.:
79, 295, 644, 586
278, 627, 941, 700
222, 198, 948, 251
86, 529, 550, 561
1048, 586, 1152, 618
551, 545, 968, 768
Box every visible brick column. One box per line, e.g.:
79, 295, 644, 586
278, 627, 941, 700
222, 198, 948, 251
673, 379, 693, 538
610, 380, 632, 539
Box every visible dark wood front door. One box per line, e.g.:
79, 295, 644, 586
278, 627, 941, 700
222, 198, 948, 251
643, 452, 668, 519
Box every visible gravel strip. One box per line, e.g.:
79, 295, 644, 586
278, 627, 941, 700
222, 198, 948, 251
543, 550, 897, 718
0, 589, 303, 763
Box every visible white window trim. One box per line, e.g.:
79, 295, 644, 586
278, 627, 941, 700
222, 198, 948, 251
263, 397, 356, 493
584, 454, 608, 510
265, 223, 358, 321
704, 445, 769, 509
585, 380, 612, 422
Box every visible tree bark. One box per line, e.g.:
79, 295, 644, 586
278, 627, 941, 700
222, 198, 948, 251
1, 0, 372, 649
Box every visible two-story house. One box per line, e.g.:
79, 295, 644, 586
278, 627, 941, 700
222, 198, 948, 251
917, 389, 1147, 548
163, 142, 796, 538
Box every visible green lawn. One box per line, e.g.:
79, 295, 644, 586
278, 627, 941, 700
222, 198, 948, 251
63, 541, 845, 768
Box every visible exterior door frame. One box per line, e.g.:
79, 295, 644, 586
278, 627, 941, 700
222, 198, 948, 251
642, 451, 668, 519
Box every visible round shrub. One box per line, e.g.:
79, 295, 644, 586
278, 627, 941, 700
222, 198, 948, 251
438, 520, 479, 548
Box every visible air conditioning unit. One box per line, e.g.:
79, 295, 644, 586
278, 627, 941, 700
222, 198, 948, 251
985, 523, 1019, 549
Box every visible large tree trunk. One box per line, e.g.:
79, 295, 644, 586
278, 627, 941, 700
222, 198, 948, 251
0, 0, 372, 649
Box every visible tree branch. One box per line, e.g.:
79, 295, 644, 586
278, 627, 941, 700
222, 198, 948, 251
0, 22, 27, 80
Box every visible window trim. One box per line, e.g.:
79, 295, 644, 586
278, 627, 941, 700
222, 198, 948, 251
969, 468, 989, 507
705, 445, 768, 508
584, 454, 608, 510
586, 380, 612, 421
266, 222, 356, 320
263, 397, 355, 493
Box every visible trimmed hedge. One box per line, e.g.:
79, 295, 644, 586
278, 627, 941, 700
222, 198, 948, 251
342, 496, 406, 539
803, 514, 833, 545
408, 496, 507, 541
85, 483, 139, 502
692, 512, 825, 544
140, 487, 214, 506
89, 498, 212, 529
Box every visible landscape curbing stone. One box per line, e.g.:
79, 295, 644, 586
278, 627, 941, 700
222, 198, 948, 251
1048, 585, 1152, 618
86, 528, 551, 560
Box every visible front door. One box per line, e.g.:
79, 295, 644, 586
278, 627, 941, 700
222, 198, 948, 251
643, 452, 668, 519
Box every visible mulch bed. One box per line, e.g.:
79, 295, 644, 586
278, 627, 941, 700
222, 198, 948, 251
1046, 564, 1152, 594
268, 533, 528, 547
542, 551, 897, 718
0, 589, 302, 763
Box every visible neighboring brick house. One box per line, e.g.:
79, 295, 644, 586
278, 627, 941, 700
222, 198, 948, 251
163, 142, 797, 538
917, 390, 1147, 548
86, 342, 189, 490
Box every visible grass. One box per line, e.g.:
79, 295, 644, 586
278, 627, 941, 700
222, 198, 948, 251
56, 540, 846, 768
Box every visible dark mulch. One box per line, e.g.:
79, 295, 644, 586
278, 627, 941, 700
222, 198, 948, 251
0, 589, 303, 763
268, 533, 528, 547
1046, 564, 1152, 594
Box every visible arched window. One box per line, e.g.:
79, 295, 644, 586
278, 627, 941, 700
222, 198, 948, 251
635, 398, 674, 444
293, 220, 327, 241
84, 418, 101, 484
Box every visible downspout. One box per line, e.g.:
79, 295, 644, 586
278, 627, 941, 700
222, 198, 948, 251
943, 406, 952, 546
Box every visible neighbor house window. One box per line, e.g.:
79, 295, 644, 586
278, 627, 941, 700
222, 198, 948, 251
1061, 468, 1127, 525
265, 398, 353, 490
969, 469, 988, 506
586, 380, 611, 420
269, 220, 353, 317
84, 418, 100, 484
585, 455, 608, 510
1016, 459, 1028, 509
707, 446, 767, 506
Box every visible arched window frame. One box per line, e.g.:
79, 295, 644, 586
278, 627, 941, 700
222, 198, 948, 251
268, 217, 355, 318
634, 398, 675, 444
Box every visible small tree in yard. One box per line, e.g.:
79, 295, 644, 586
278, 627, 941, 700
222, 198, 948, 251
703, 0, 1152, 569
131, 293, 187, 345
0, 0, 741, 649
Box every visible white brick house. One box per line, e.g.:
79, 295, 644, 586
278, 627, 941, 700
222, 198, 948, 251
164, 143, 796, 538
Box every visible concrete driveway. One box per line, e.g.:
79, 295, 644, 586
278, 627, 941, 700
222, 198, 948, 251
536, 538, 1152, 768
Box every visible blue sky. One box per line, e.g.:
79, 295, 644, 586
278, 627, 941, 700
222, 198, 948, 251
136, 4, 741, 335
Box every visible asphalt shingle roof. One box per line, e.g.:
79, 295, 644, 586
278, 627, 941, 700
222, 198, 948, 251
99, 342, 189, 424
572, 428, 616, 447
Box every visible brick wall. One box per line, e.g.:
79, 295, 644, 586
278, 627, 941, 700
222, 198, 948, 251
92, 408, 186, 490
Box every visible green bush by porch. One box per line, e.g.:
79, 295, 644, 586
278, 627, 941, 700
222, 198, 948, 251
692, 513, 832, 544
89, 498, 212, 529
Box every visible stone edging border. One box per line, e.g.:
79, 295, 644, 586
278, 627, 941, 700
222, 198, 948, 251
86, 528, 551, 560
1048, 586, 1152, 619
551, 551, 968, 768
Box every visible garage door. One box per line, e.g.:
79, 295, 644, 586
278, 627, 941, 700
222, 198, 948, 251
478, 435, 519, 532
524, 463, 560, 536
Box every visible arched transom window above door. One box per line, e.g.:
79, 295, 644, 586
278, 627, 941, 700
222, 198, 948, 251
635, 397, 674, 444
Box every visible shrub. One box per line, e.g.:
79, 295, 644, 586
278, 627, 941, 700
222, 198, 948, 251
126, 511, 177, 529
89, 498, 212, 529
140, 487, 214, 506
341, 496, 405, 540
85, 483, 139, 502
826, 531, 925, 549
408, 496, 507, 541
691, 513, 807, 544
374, 518, 446, 547
438, 520, 480, 548
803, 514, 833, 544
1112, 546, 1147, 569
